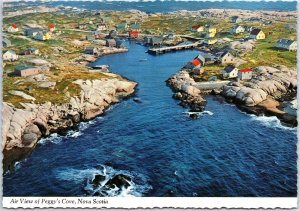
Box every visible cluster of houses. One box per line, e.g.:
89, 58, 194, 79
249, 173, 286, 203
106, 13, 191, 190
191, 25, 218, 45
221, 65, 252, 80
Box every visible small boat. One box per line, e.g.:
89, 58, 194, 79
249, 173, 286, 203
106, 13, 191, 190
91, 65, 109, 70
139, 59, 148, 62
133, 98, 142, 103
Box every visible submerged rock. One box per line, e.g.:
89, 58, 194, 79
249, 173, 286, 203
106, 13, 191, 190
105, 174, 132, 189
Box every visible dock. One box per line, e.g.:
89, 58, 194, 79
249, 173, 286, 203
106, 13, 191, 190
147, 42, 200, 55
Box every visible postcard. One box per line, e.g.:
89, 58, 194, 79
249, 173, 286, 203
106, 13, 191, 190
1, 0, 298, 209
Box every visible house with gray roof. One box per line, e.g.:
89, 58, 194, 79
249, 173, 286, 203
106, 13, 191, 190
222, 65, 238, 79
2, 38, 11, 47
84, 47, 100, 56
276, 39, 297, 51
14, 65, 40, 77
3, 50, 18, 61
217, 51, 235, 64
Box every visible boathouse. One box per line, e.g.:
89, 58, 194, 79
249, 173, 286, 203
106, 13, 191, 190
238, 68, 252, 80
106, 39, 117, 47
14, 65, 40, 77
222, 65, 238, 79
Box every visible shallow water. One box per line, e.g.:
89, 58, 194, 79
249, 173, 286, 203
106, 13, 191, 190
3, 42, 297, 197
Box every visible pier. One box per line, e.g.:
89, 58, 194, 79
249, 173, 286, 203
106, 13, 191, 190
147, 42, 200, 55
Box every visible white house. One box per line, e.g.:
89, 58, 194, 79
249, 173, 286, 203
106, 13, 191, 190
222, 65, 238, 79
3, 50, 18, 61
276, 39, 297, 51
7, 24, 19, 33
231, 25, 245, 34
238, 68, 252, 80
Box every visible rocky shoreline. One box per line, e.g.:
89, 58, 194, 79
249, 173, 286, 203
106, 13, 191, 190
3, 73, 137, 172
167, 66, 297, 126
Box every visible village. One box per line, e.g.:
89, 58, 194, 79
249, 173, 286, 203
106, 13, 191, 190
2, 8, 297, 113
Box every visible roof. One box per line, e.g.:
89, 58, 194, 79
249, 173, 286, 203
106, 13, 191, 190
2, 38, 11, 44
4, 50, 16, 55
239, 68, 252, 73
15, 65, 34, 71
233, 25, 244, 30
192, 25, 202, 29
195, 54, 205, 64
223, 65, 236, 73
11, 24, 17, 29
191, 59, 201, 67
231, 16, 239, 19
220, 51, 231, 58
131, 23, 140, 29
250, 29, 262, 35
277, 39, 295, 46
48, 24, 55, 28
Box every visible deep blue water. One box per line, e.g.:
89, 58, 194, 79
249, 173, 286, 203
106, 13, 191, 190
3, 42, 297, 197
8, 1, 297, 12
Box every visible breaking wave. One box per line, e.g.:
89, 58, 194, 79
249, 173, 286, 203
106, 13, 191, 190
182, 110, 214, 117
249, 115, 297, 132
54, 165, 152, 197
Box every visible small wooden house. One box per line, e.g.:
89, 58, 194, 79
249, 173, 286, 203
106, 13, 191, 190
191, 25, 204, 32
238, 68, 252, 80
97, 23, 107, 31
203, 38, 217, 45
131, 23, 141, 31
249, 29, 265, 40
218, 51, 235, 64
106, 39, 117, 48
206, 26, 217, 38
108, 30, 117, 39
34, 31, 51, 41
222, 65, 238, 79
116, 23, 128, 32
276, 39, 297, 51
48, 24, 55, 32
2, 38, 11, 47
84, 47, 100, 56
150, 37, 163, 46
7, 24, 19, 33
194, 54, 205, 66
116, 40, 126, 48
231, 16, 242, 23
3, 50, 18, 61
93, 30, 106, 39
14, 65, 40, 77
25, 28, 42, 37
231, 25, 245, 34
129, 30, 139, 39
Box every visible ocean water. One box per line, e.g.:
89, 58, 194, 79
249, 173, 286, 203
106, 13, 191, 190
3, 42, 297, 197
6, 1, 297, 12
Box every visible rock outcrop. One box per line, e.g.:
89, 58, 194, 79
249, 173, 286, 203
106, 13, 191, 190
167, 70, 207, 112
222, 66, 297, 106
3, 76, 136, 151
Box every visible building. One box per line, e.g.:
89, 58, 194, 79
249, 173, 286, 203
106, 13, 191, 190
21, 48, 39, 55
191, 25, 204, 32
116, 39, 126, 48
231, 16, 242, 23
96, 23, 107, 31
276, 39, 297, 51
116, 23, 128, 32
131, 23, 141, 31
249, 29, 265, 40
144, 36, 152, 45
194, 54, 205, 66
218, 51, 235, 64
3, 50, 18, 61
222, 65, 238, 79
238, 68, 252, 80
2, 38, 11, 47
106, 39, 117, 47
150, 37, 163, 46
7, 24, 19, 33
77, 24, 87, 30
231, 25, 245, 34
206, 26, 217, 38
33, 31, 51, 41
14, 66, 40, 77
203, 38, 217, 45
25, 28, 42, 37
129, 30, 139, 39
84, 47, 100, 56
108, 30, 117, 39
93, 30, 106, 39
48, 24, 55, 32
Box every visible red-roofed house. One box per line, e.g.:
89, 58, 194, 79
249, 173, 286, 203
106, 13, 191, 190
191, 59, 201, 67
7, 24, 19, 33
48, 24, 56, 32
249, 29, 265, 40
191, 25, 204, 32
238, 68, 252, 80
129, 30, 139, 39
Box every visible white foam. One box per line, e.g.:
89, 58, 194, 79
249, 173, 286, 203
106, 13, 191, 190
182, 110, 214, 117
249, 114, 296, 132
54, 165, 152, 197
38, 133, 63, 145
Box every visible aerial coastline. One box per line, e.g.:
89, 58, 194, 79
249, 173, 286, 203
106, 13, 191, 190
2, 1, 298, 197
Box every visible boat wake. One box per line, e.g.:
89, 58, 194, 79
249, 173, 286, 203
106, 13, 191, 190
54, 165, 152, 197
182, 110, 214, 118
